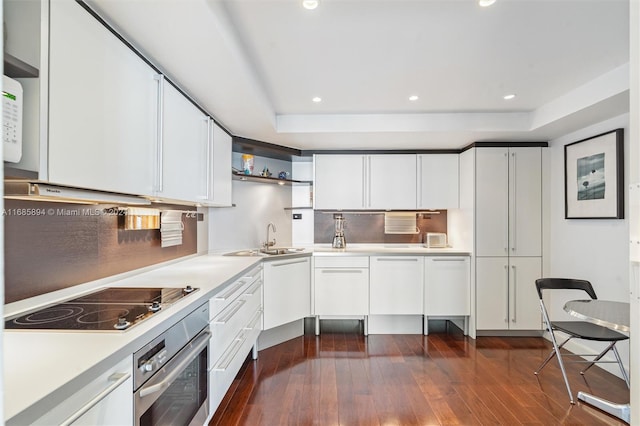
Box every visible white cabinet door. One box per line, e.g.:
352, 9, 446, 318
475, 149, 509, 257
263, 257, 311, 329
48, 0, 156, 196
509, 257, 542, 330
158, 80, 209, 203
369, 256, 423, 314
209, 121, 232, 206
476, 256, 541, 331
476, 257, 509, 330
417, 154, 459, 209
368, 155, 417, 210
509, 148, 542, 257
314, 267, 369, 315
33, 356, 132, 426
314, 154, 365, 209
424, 256, 470, 316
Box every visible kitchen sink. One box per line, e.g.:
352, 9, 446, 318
224, 247, 305, 257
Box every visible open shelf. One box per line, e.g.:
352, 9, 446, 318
4, 53, 39, 78
232, 172, 312, 186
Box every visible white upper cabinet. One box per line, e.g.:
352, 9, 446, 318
208, 121, 233, 206
314, 154, 416, 210
368, 155, 417, 210
417, 154, 459, 209
156, 79, 209, 203
475, 147, 542, 257
314, 154, 366, 209
48, 0, 157, 196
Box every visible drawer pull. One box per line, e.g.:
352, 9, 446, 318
60, 372, 131, 426
213, 300, 245, 324
244, 281, 262, 296
376, 258, 418, 262
431, 258, 466, 262
320, 269, 364, 274
215, 281, 244, 300
244, 309, 263, 331
213, 335, 245, 372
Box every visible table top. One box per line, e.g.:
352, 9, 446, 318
564, 299, 630, 332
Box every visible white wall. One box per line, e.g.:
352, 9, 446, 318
208, 180, 293, 251
547, 113, 630, 375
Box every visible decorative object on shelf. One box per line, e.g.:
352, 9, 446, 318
242, 154, 254, 175
278, 171, 290, 179
261, 166, 272, 177
564, 128, 624, 219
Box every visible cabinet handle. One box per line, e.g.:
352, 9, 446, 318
431, 258, 466, 262
511, 265, 517, 322
215, 281, 245, 300
59, 372, 131, 426
140, 331, 211, 397
368, 156, 372, 207
504, 264, 509, 323
244, 309, 263, 331
320, 269, 364, 274
270, 258, 308, 267
244, 280, 262, 296
153, 74, 165, 193
206, 117, 212, 200
213, 335, 245, 372
418, 156, 423, 207
376, 258, 418, 262
511, 152, 517, 253
362, 157, 366, 208
213, 300, 246, 324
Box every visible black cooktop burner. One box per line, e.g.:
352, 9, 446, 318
5, 286, 198, 332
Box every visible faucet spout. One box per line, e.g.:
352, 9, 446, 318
264, 222, 277, 248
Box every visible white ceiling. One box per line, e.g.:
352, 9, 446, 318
87, 0, 630, 151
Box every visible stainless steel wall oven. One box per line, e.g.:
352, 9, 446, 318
134, 302, 210, 426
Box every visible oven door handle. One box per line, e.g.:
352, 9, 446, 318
139, 330, 211, 398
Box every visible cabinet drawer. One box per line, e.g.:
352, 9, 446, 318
314, 256, 369, 268
209, 280, 262, 366
209, 265, 261, 319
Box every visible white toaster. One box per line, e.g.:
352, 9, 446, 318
424, 232, 447, 248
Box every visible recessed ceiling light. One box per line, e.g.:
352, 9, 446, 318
303, 0, 319, 10
479, 0, 496, 7
409, 95, 419, 101
503, 94, 516, 100
312, 97, 322, 103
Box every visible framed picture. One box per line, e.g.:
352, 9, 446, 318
564, 128, 624, 219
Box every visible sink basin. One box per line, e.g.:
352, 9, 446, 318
260, 247, 305, 255
224, 248, 305, 257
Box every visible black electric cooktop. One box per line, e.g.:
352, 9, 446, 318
5, 286, 198, 332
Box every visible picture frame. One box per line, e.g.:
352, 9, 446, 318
564, 128, 624, 219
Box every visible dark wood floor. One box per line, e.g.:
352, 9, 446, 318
209, 321, 629, 425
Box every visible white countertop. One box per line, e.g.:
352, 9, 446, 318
4, 254, 261, 425
312, 243, 470, 256
4, 244, 470, 424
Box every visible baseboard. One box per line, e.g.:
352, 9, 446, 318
258, 319, 304, 350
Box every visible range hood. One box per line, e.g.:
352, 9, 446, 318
4, 181, 151, 205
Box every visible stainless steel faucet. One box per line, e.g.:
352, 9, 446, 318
264, 222, 276, 248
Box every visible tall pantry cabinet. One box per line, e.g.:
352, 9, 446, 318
472, 146, 544, 332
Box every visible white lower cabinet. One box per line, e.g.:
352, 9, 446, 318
476, 257, 542, 331
263, 257, 311, 329
314, 256, 369, 317
208, 264, 263, 418
424, 257, 470, 316
33, 356, 133, 426
369, 256, 423, 315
